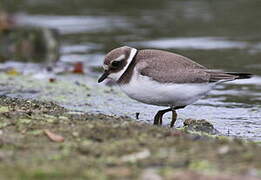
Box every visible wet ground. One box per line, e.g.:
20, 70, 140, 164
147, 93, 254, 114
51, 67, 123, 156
1, 0, 261, 141
1, 96, 261, 179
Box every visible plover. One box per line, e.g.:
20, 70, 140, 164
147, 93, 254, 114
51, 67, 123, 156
98, 46, 252, 127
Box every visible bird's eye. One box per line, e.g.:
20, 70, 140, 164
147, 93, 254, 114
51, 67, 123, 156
111, 61, 122, 67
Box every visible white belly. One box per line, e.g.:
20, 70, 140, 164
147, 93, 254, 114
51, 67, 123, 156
119, 71, 215, 107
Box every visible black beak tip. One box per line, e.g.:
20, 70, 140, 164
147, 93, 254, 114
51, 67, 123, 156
98, 71, 109, 83
98, 78, 103, 83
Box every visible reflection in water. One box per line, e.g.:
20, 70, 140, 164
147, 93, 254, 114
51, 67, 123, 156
1, 0, 261, 140
0, 26, 59, 63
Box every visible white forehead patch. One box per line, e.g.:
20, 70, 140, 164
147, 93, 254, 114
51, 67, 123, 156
103, 64, 109, 70
113, 54, 126, 62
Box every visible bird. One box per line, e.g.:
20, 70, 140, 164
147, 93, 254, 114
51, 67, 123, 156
98, 46, 252, 127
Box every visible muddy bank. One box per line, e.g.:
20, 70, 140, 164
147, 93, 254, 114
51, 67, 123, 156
0, 96, 261, 179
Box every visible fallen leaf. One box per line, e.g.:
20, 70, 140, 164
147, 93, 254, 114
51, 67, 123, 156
6, 68, 20, 76
0, 11, 13, 31
105, 167, 131, 177
49, 78, 56, 83
121, 149, 150, 162
44, 129, 64, 142
72, 62, 84, 74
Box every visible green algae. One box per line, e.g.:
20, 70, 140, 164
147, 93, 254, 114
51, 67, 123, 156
189, 160, 217, 174
0, 106, 9, 113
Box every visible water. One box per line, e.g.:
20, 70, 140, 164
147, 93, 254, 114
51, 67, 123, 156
1, 0, 261, 140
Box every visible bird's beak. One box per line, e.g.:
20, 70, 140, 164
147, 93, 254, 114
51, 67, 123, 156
98, 70, 109, 83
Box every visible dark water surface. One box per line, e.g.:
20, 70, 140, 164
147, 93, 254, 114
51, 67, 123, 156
2, 0, 261, 140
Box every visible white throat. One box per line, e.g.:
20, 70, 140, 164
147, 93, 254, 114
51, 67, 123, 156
108, 48, 138, 82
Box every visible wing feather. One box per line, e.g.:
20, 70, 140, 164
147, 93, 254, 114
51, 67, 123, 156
136, 50, 211, 83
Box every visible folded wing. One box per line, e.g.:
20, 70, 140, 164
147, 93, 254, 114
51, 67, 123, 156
137, 50, 251, 84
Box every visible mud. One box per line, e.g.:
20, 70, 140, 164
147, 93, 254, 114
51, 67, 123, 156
0, 96, 261, 179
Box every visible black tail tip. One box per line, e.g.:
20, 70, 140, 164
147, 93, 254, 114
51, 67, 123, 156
227, 72, 253, 79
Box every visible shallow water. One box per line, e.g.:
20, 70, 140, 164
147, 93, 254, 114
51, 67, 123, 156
2, 0, 261, 140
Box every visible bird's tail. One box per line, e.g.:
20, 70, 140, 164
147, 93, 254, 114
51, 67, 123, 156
225, 72, 253, 80
206, 70, 253, 82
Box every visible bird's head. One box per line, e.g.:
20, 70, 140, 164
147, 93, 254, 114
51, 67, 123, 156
98, 46, 137, 83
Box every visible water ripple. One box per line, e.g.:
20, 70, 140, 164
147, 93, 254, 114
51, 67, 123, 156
131, 37, 248, 50
16, 14, 131, 34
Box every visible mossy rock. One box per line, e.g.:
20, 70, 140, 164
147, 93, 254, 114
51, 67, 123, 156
183, 119, 220, 135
